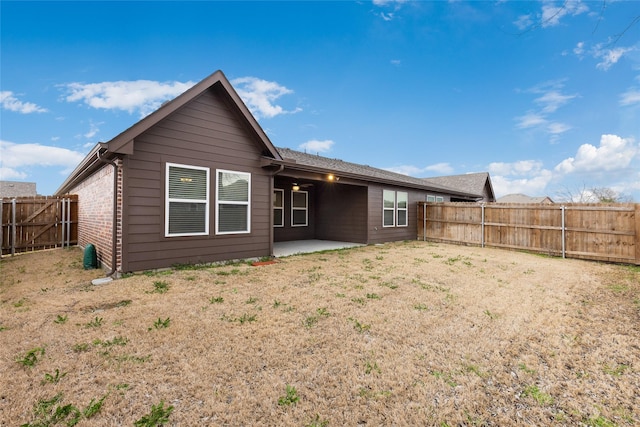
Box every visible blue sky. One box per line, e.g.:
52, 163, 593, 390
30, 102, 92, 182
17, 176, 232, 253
1, 1, 639, 201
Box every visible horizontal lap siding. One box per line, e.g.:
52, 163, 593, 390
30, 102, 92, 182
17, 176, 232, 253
367, 185, 425, 244
122, 86, 271, 272
316, 183, 367, 243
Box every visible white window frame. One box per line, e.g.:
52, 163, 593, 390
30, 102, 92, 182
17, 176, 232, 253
396, 191, 408, 227
436, 196, 444, 203
291, 190, 308, 227
426, 195, 436, 202
383, 189, 396, 228
273, 188, 284, 228
165, 163, 210, 237
215, 169, 251, 235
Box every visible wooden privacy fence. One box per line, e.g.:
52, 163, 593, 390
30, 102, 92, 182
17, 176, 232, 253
417, 202, 640, 265
1, 196, 78, 256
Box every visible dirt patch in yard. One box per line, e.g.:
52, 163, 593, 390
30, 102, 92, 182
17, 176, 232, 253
0, 242, 638, 426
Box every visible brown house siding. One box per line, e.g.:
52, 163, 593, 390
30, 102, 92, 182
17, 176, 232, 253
273, 187, 316, 241
366, 185, 447, 244
119, 87, 272, 272
316, 183, 368, 243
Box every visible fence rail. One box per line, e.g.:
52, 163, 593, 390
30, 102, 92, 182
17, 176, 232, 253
1, 196, 78, 256
417, 202, 640, 265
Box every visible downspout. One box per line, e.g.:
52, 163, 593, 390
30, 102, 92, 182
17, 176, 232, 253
270, 164, 285, 257
97, 149, 119, 277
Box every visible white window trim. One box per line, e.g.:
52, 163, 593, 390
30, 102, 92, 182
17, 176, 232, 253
273, 188, 284, 228
396, 191, 408, 228
382, 189, 396, 228
165, 162, 210, 237
426, 195, 436, 202
291, 190, 308, 227
436, 196, 444, 202
215, 169, 251, 235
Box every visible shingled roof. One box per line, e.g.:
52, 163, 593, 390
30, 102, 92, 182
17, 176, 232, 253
274, 148, 482, 199
422, 172, 495, 201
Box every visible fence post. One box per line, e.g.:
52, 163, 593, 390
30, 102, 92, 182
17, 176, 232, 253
561, 205, 566, 259
423, 202, 427, 241
0, 199, 3, 258
635, 204, 640, 266
481, 203, 485, 248
11, 199, 16, 256
66, 198, 71, 247
61, 197, 66, 248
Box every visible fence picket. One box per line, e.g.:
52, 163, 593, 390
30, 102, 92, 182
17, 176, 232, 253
418, 202, 639, 265
1, 196, 78, 256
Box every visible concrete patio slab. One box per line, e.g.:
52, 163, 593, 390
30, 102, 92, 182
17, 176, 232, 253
273, 240, 363, 257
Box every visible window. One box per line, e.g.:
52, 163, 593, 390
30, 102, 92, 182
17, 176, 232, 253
436, 196, 444, 202
426, 195, 436, 202
165, 163, 209, 237
427, 195, 444, 203
383, 190, 396, 227
291, 190, 308, 226
273, 189, 284, 227
396, 191, 408, 227
216, 169, 251, 234
383, 190, 408, 227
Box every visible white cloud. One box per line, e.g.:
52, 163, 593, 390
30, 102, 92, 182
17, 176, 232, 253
424, 162, 454, 174
513, 14, 533, 31
298, 139, 334, 153
61, 80, 195, 117
0, 140, 86, 180
83, 121, 102, 139
384, 162, 454, 176
595, 46, 632, 71
547, 122, 571, 135
487, 160, 553, 197
540, 0, 589, 28
620, 88, 640, 106
515, 112, 547, 129
390, 59, 401, 66
573, 41, 585, 56
534, 90, 577, 113
515, 81, 576, 141
488, 160, 545, 176
0, 91, 48, 114
231, 77, 302, 119
555, 134, 639, 174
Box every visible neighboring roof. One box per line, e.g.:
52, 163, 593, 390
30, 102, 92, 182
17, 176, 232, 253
0, 181, 37, 198
274, 148, 482, 199
497, 193, 554, 204
422, 172, 495, 201
56, 70, 281, 195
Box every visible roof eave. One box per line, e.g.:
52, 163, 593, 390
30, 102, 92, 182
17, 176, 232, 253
267, 159, 481, 199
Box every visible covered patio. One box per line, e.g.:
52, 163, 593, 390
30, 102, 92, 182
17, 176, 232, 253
273, 239, 364, 257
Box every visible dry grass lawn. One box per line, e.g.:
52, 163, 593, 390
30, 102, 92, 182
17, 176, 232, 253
0, 241, 639, 426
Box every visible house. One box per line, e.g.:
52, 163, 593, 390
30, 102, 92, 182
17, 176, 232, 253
56, 70, 486, 274
497, 193, 554, 204
422, 172, 495, 203
0, 181, 37, 198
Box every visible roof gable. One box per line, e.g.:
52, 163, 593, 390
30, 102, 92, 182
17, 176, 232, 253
104, 70, 280, 159
57, 70, 280, 194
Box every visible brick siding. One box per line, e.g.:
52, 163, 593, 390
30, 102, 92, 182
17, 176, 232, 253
67, 159, 122, 272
